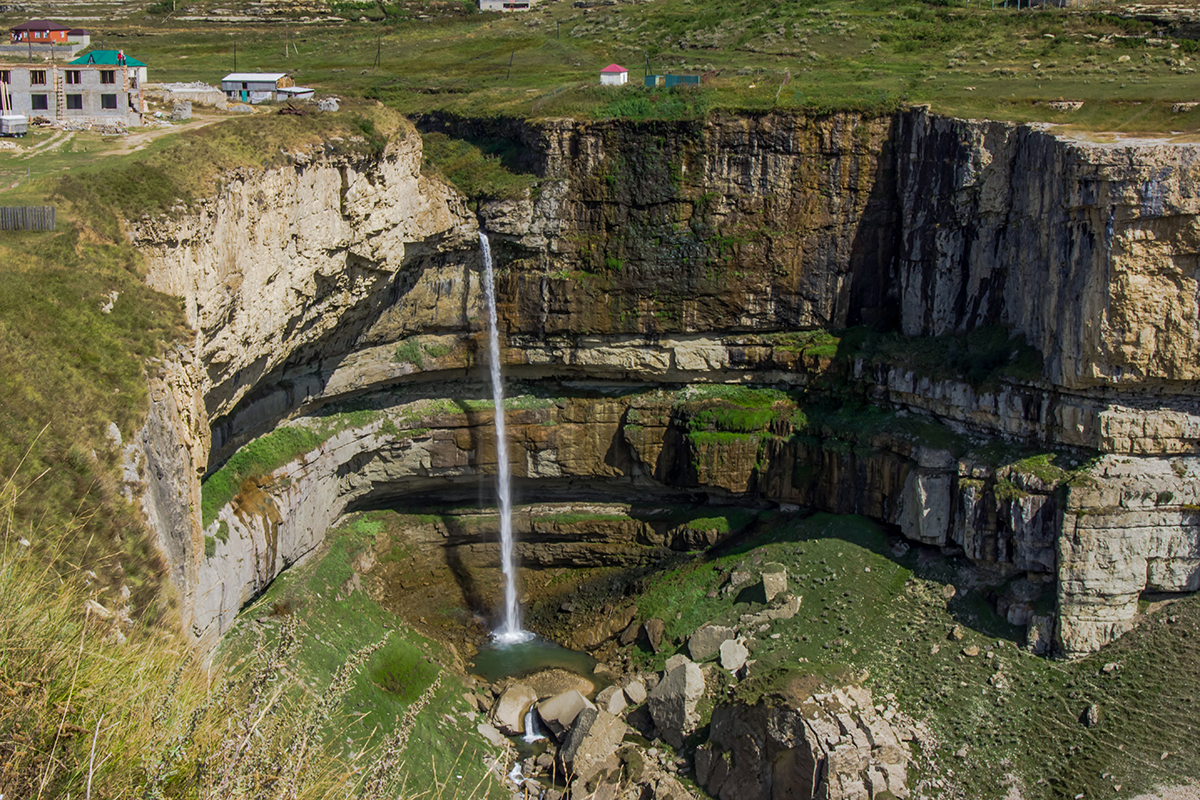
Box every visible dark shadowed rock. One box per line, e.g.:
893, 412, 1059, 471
644, 618, 666, 653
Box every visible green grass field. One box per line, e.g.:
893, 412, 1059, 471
1, 0, 1196, 129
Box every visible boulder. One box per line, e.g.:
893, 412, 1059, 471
622, 677, 648, 705
538, 690, 595, 739
644, 618, 666, 653
490, 683, 538, 735
761, 563, 787, 602
557, 708, 628, 782
596, 685, 628, 716
720, 639, 750, 673
700, 684, 911, 800
647, 658, 705, 748
688, 625, 736, 661
664, 653, 692, 673
722, 569, 752, 597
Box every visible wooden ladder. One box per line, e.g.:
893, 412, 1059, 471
53, 67, 64, 120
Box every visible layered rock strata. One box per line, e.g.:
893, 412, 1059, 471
134, 109, 1200, 657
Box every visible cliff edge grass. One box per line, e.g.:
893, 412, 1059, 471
0, 520, 495, 799
0, 103, 412, 605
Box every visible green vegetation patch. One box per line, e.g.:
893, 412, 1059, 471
218, 519, 505, 794
420, 131, 538, 201
200, 426, 323, 528
852, 324, 1044, 387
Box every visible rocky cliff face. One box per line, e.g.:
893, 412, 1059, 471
133, 108, 1200, 658
131, 130, 475, 645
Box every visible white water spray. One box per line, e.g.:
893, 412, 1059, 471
480, 231, 532, 646
522, 707, 546, 744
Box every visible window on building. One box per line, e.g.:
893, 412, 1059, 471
31, 94, 48, 110
129, 75, 138, 88
101, 93, 117, 109
66, 94, 82, 110
65, 70, 81, 85
100, 70, 115, 85
30, 70, 46, 85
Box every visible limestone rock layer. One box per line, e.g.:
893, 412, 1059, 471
131, 108, 1200, 657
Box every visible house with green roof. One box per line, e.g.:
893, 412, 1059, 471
71, 50, 148, 87
0, 55, 146, 127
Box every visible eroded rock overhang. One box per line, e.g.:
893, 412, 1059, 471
131, 107, 1200, 656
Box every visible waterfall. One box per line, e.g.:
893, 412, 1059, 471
480, 231, 532, 646
522, 707, 546, 744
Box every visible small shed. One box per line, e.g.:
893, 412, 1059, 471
276, 86, 315, 101
221, 72, 295, 104
645, 74, 700, 88
600, 63, 628, 86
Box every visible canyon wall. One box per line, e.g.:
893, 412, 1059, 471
133, 108, 1200, 657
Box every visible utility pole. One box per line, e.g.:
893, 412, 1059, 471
373, 34, 381, 68
506, 47, 514, 80
234, 40, 237, 72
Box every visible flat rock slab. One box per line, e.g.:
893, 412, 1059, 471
539, 689, 595, 738
688, 625, 736, 661
558, 708, 628, 782
525, 668, 595, 698
477, 722, 507, 747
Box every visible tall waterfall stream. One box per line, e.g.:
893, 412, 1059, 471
480, 231, 533, 645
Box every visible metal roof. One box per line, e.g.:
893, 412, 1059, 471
9, 20, 72, 32
222, 73, 288, 82
600, 63, 627, 73
70, 50, 148, 67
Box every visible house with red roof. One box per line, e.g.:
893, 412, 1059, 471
600, 63, 628, 86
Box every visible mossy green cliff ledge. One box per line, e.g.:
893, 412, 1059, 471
129, 107, 1200, 657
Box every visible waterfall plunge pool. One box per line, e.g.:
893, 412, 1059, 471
467, 634, 603, 686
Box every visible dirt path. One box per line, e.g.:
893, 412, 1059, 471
103, 113, 227, 156
19, 129, 72, 158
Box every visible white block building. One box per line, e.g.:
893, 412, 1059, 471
600, 64, 628, 86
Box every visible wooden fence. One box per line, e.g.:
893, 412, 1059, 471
0, 206, 55, 232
